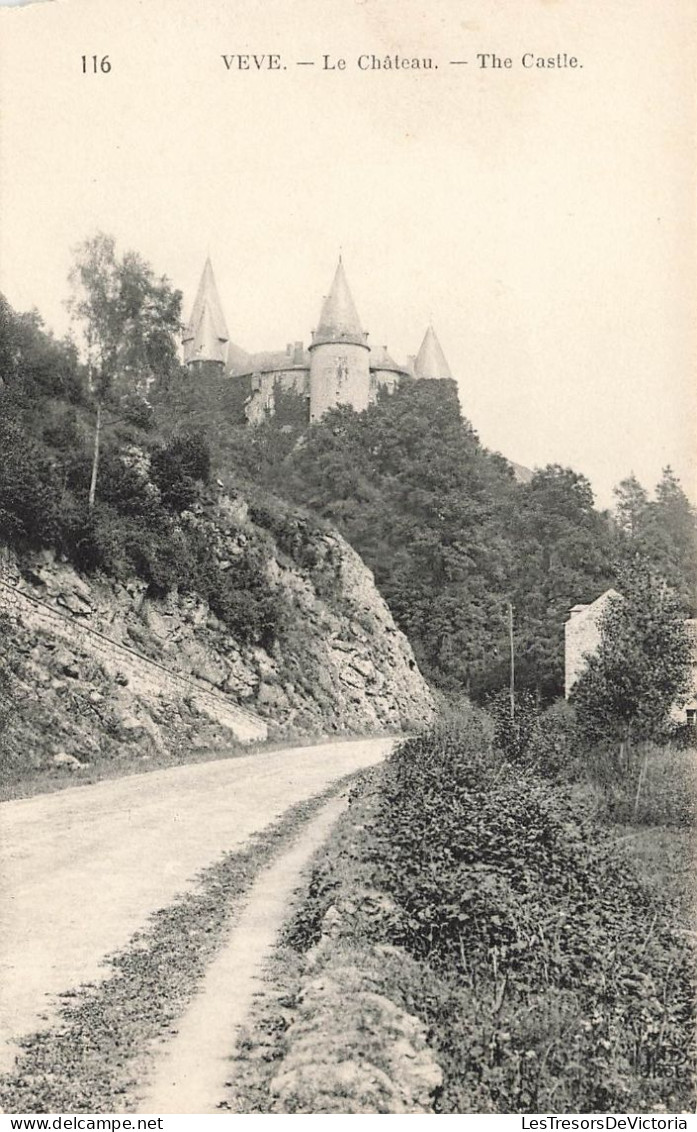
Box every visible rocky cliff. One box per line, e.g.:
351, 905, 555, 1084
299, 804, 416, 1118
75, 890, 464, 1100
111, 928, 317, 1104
0, 493, 434, 794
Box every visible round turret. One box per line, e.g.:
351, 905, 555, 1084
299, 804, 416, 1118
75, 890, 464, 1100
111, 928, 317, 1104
309, 259, 371, 421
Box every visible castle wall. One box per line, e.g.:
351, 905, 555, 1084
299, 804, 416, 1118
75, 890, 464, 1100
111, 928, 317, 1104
245, 369, 310, 424
371, 369, 400, 398
185, 359, 227, 381
309, 343, 371, 421
0, 577, 268, 743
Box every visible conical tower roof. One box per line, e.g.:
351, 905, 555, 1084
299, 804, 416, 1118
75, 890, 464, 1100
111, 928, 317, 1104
414, 324, 452, 380
183, 257, 229, 365
190, 304, 228, 364
312, 259, 368, 347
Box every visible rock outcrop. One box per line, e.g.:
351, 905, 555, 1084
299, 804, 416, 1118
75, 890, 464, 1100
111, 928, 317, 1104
0, 495, 434, 790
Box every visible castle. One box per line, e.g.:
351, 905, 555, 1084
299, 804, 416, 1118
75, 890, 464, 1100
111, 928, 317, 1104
181, 256, 453, 423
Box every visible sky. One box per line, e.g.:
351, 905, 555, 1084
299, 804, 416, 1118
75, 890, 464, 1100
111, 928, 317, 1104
0, 0, 694, 509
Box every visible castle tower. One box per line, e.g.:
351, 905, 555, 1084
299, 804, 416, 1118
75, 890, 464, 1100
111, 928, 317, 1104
183, 257, 229, 370
370, 345, 404, 398
414, 324, 452, 380
309, 258, 370, 421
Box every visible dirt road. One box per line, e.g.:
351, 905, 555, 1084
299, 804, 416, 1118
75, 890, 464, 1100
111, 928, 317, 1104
138, 793, 348, 1114
0, 738, 395, 1072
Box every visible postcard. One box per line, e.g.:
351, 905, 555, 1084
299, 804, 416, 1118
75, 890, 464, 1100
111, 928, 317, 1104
0, 0, 694, 1119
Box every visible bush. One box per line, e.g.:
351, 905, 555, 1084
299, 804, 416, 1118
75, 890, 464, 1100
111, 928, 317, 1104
207, 578, 279, 649
150, 432, 211, 512
248, 500, 325, 571
666, 720, 697, 750
487, 689, 539, 763
0, 418, 61, 546
0, 613, 19, 736
97, 450, 161, 521
572, 569, 693, 750
362, 713, 695, 1111
486, 693, 580, 781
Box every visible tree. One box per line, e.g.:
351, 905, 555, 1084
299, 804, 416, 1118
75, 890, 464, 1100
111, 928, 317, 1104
613, 468, 697, 615
572, 564, 692, 757
67, 233, 182, 508
510, 465, 614, 700
613, 473, 649, 540
0, 417, 60, 546
0, 295, 83, 404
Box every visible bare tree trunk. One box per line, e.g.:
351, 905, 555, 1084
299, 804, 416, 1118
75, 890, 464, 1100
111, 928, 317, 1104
634, 747, 649, 820
88, 399, 102, 511
507, 601, 515, 721
618, 739, 626, 776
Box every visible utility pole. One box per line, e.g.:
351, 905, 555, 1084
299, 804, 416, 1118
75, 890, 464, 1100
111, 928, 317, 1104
507, 600, 515, 721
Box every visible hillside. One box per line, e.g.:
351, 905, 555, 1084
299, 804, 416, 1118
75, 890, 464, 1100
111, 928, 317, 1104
0, 297, 433, 795
1, 284, 694, 761
0, 499, 433, 797
170, 375, 695, 703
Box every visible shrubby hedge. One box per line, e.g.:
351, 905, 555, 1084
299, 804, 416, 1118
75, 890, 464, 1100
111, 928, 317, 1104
359, 710, 695, 1112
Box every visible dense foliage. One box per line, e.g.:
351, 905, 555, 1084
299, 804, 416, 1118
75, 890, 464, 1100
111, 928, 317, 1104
572, 566, 693, 750
614, 471, 697, 613
357, 714, 695, 1111
201, 378, 695, 702
3, 260, 696, 701
0, 294, 279, 647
